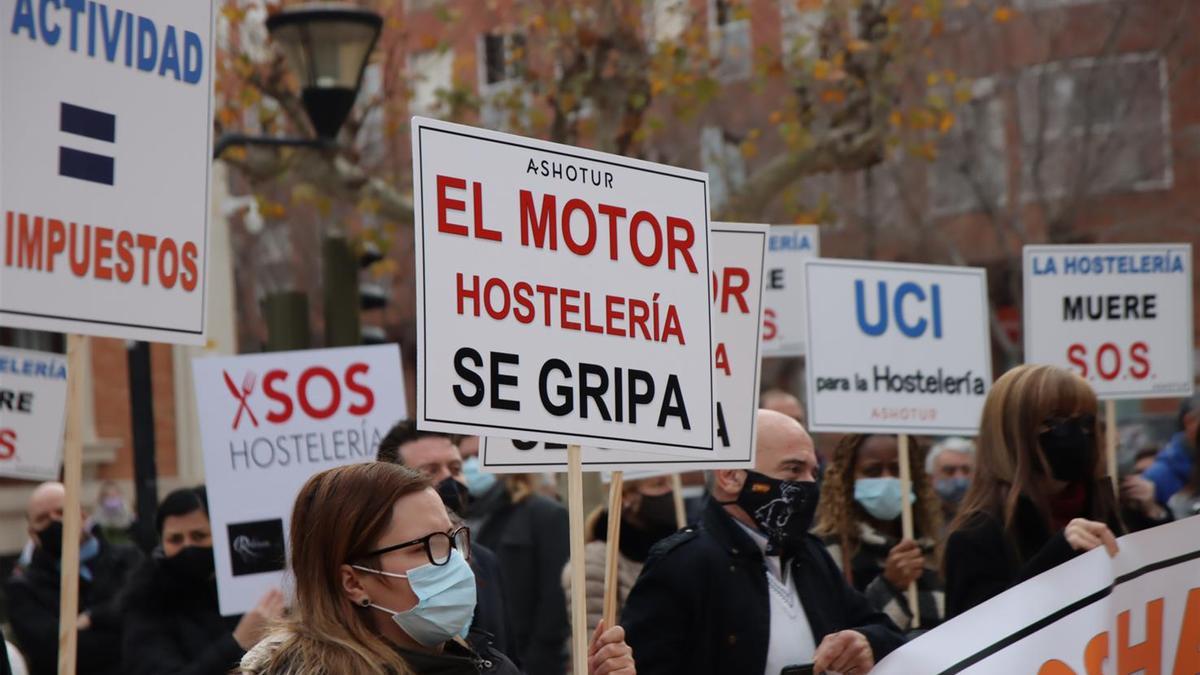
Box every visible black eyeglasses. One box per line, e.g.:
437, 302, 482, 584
361, 527, 471, 567
1041, 414, 1097, 436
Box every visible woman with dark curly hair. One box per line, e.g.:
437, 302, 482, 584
812, 434, 945, 633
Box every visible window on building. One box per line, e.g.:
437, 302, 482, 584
356, 63, 385, 163
647, 0, 689, 43
409, 49, 454, 116
780, 0, 827, 63
1017, 54, 1170, 200
701, 126, 747, 211
481, 32, 525, 87
710, 0, 752, 82
929, 78, 1008, 216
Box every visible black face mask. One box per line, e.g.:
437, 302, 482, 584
163, 545, 216, 584
1039, 416, 1096, 482
36, 520, 64, 559
724, 471, 820, 556
436, 477, 472, 516
636, 493, 678, 530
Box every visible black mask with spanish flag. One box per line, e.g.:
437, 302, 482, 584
724, 470, 820, 556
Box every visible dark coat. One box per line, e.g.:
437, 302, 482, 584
120, 553, 245, 675
474, 492, 570, 675
469, 542, 513, 659
621, 499, 906, 675
5, 531, 143, 675
944, 485, 1124, 618
396, 630, 522, 675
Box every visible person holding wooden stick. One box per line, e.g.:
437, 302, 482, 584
238, 462, 635, 675
943, 364, 1123, 619
621, 410, 905, 675
812, 434, 945, 634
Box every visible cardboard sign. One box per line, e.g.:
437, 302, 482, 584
0, 347, 68, 480
193, 345, 406, 615
762, 225, 819, 357
1024, 244, 1194, 400
873, 516, 1200, 674
412, 117, 714, 455
803, 259, 992, 435
480, 223, 767, 472
0, 0, 214, 344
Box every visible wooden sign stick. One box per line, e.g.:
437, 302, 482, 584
897, 433, 921, 629
567, 445, 588, 674
57, 335, 86, 675
602, 471, 624, 629
1105, 399, 1119, 497
670, 473, 686, 528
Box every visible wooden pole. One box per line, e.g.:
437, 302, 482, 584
567, 445, 588, 675
58, 335, 86, 675
897, 433, 921, 629
670, 473, 686, 528
602, 471, 624, 629
1105, 399, 1119, 497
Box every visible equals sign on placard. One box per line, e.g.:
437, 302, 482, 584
58, 103, 116, 186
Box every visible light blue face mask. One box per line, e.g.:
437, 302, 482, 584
353, 548, 477, 647
462, 456, 497, 497
853, 477, 916, 522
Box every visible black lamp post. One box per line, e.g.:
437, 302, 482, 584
212, 2, 383, 158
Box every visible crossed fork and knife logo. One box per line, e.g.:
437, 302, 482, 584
223, 370, 259, 430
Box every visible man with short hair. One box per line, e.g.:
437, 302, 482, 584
622, 410, 905, 675
761, 388, 806, 426
927, 437, 975, 523
6, 482, 142, 675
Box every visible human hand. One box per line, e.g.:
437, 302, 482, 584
587, 619, 635, 675
1064, 518, 1119, 557
813, 630, 874, 674
233, 587, 285, 650
882, 538, 924, 590
76, 612, 91, 631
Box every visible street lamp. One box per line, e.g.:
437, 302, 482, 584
212, 2, 382, 158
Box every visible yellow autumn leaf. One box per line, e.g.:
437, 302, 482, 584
993, 6, 1014, 22
927, 72, 940, 86
741, 141, 758, 159
821, 88, 846, 104
847, 39, 871, 54
938, 112, 955, 134
889, 110, 903, 127
812, 59, 832, 80
954, 86, 974, 104
769, 110, 784, 125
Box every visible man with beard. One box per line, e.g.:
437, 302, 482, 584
7, 481, 143, 675
621, 410, 905, 675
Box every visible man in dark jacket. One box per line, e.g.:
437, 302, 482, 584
376, 423, 514, 660
6, 481, 143, 675
622, 411, 906, 675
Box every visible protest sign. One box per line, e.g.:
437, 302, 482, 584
0, 0, 214, 344
874, 516, 1200, 675
0, 347, 68, 480
803, 259, 992, 435
193, 345, 406, 615
1024, 244, 1194, 400
412, 117, 714, 455
762, 225, 819, 357
480, 222, 768, 472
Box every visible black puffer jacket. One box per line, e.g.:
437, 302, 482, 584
120, 550, 245, 675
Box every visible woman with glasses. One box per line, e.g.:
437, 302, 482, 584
239, 461, 635, 675
943, 364, 1123, 618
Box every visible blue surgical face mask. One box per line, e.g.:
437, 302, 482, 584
853, 477, 915, 522
353, 548, 477, 647
462, 456, 497, 497
934, 476, 970, 504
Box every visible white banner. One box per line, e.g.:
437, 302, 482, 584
874, 517, 1200, 675
412, 117, 714, 455
803, 259, 992, 435
0, 347, 68, 480
762, 225, 819, 357
1024, 244, 1194, 400
0, 0, 214, 344
480, 223, 767, 472
193, 345, 407, 615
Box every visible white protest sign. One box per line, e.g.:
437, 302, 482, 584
0, 0, 214, 344
1024, 244, 1194, 400
0, 347, 68, 480
480, 222, 767, 472
762, 225, 819, 357
193, 345, 406, 615
804, 259, 992, 435
413, 117, 714, 455
874, 516, 1200, 675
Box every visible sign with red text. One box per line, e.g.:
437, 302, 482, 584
762, 225, 819, 357
480, 223, 767, 472
804, 260, 992, 435
0, 347, 68, 480
874, 516, 1200, 675
0, 0, 214, 344
412, 117, 714, 455
193, 345, 406, 615
1024, 244, 1194, 400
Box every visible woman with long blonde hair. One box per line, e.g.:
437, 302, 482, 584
239, 462, 635, 675
812, 434, 944, 632
943, 365, 1122, 618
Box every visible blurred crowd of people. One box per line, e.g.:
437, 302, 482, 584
0, 366, 1196, 675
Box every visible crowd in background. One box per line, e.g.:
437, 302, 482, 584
0, 368, 1196, 675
